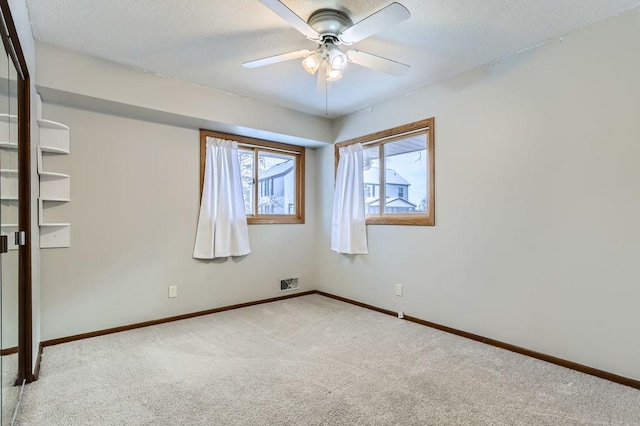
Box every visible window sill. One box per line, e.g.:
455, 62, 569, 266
247, 215, 305, 225
365, 215, 434, 226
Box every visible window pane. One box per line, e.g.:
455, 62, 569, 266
383, 135, 427, 214
363, 145, 381, 215
238, 149, 254, 215
257, 151, 296, 215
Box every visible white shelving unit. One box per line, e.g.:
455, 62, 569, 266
1, 115, 19, 250
0, 168, 19, 200
0, 142, 17, 150
38, 99, 71, 248
38, 199, 70, 248
38, 119, 70, 153
0, 113, 17, 144
39, 171, 71, 201
0, 224, 18, 251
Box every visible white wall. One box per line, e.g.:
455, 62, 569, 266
35, 43, 333, 148
39, 104, 316, 340
317, 10, 640, 380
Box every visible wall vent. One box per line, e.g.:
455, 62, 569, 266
280, 278, 299, 292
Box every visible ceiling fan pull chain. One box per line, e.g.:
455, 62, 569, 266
325, 80, 328, 117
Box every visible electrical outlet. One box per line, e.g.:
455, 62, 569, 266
168, 286, 177, 298
395, 283, 403, 296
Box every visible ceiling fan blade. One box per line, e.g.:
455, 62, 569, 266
316, 62, 327, 95
242, 49, 312, 68
259, 0, 321, 41
347, 50, 410, 77
339, 2, 410, 44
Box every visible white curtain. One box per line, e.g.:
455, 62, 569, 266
331, 143, 368, 254
193, 137, 251, 259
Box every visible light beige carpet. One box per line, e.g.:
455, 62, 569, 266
15, 294, 640, 425
2, 353, 20, 425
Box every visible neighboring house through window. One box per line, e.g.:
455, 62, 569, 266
335, 118, 435, 226
257, 158, 294, 215
363, 167, 416, 214
200, 130, 305, 224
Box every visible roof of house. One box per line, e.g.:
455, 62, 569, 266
363, 167, 410, 186
259, 160, 293, 180
367, 197, 417, 208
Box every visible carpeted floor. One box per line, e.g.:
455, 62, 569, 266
15, 294, 640, 425
2, 353, 20, 425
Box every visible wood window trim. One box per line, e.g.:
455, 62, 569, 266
200, 130, 305, 224
335, 118, 435, 226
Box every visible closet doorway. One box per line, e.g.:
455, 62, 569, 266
0, 0, 33, 423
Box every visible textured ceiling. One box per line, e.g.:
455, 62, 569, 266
25, 0, 640, 118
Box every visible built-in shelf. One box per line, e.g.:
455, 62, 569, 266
37, 109, 71, 248
0, 114, 17, 122
40, 197, 70, 202
0, 114, 18, 154
0, 142, 17, 150
0, 114, 17, 134
40, 145, 69, 154
37, 198, 70, 248
37, 147, 70, 173
0, 223, 19, 251
37, 119, 69, 130
1, 113, 19, 250
1, 110, 19, 206
1, 186, 18, 200
40, 174, 70, 201
38, 119, 70, 155
0, 169, 18, 200
39, 224, 71, 249
39, 171, 70, 179
40, 222, 70, 227
38, 192, 71, 248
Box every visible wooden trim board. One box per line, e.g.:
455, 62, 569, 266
315, 291, 398, 317
402, 314, 640, 390
0, 0, 34, 384
36, 290, 640, 390
0, 346, 18, 356
317, 292, 640, 390
18, 73, 33, 383
41, 291, 316, 348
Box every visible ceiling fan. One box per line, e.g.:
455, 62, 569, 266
243, 0, 411, 90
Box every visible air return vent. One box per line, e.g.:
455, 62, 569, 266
280, 278, 299, 292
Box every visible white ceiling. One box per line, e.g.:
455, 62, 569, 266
25, 0, 640, 119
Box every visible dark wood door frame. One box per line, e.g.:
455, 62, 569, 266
0, 0, 34, 383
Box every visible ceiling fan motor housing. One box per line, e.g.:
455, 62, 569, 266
308, 9, 352, 43
243, 1, 411, 79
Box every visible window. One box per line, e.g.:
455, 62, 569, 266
335, 118, 435, 226
200, 130, 305, 224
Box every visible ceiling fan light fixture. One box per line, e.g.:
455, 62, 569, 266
327, 44, 347, 70
251, 1, 413, 91
302, 53, 321, 74
327, 68, 342, 81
